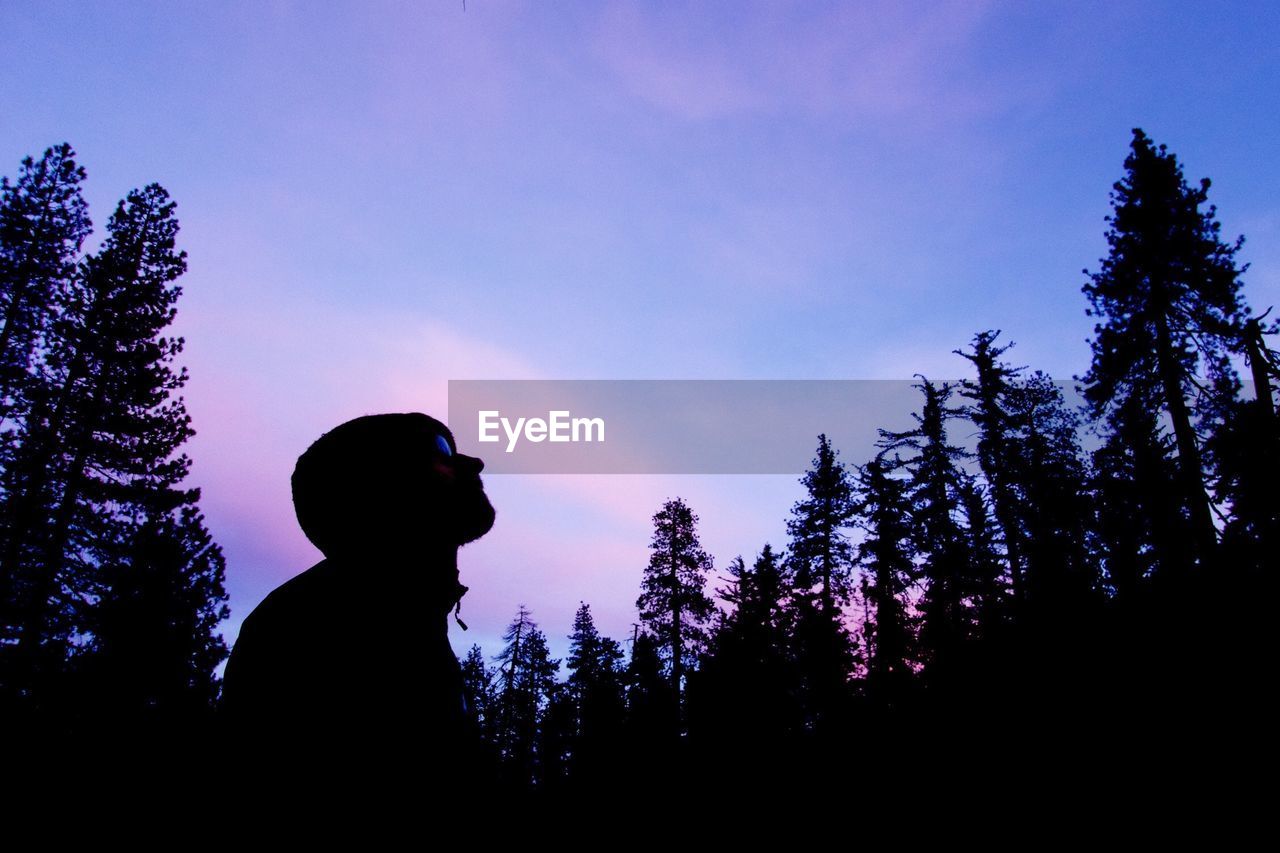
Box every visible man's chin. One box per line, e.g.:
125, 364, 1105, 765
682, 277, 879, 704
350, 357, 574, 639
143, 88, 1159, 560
453, 495, 496, 545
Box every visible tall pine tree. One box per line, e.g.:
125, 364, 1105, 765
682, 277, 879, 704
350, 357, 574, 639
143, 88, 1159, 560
493, 605, 559, 785
1079, 128, 1252, 574
1207, 313, 1280, 577
955, 332, 1096, 612
0, 144, 90, 422
636, 497, 714, 725
878, 378, 975, 681
854, 454, 918, 706
954, 330, 1028, 604
786, 434, 856, 617
784, 436, 859, 732
563, 602, 625, 781
460, 643, 496, 740
691, 544, 797, 745
0, 161, 228, 719
623, 628, 673, 745
0, 145, 91, 688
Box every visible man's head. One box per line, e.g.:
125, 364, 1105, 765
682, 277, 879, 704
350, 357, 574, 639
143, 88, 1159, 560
291, 413, 496, 561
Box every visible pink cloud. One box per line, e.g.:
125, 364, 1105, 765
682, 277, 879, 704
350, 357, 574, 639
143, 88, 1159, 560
177, 291, 811, 653
176, 293, 544, 624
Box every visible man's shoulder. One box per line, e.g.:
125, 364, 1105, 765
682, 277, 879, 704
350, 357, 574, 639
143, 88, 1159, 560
241, 559, 342, 633
222, 560, 349, 719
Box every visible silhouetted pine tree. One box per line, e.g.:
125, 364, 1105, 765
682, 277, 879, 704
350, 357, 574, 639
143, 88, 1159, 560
0, 145, 91, 693
955, 330, 1028, 603
1208, 313, 1280, 577
1088, 394, 1183, 598
1079, 128, 1252, 574
786, 434, 856, 616
615, 628, 676, 788
958, 475, 1004, 630
0, 176, 228, 720
459, 643, 502, 780
1075, 133, 1269, 734
564, 602, 625, 780
783, 437, 859, 732
623, 628, 672, 740
948, 335, 1105, 735
461, 643, 497, 740
0, 144, 90, 421
539, 682, 576, 788
955, 332, 1096, 612
1200, 314, 1278, 728
636, 497, 714, 725
878, 378, 975, 681
854, 455, 918, 706
64, 186, 228, 726
78, 507, 228, 726
493, 605, 559, 785
1011, 372, 1097, 610
690, 544, 797, 746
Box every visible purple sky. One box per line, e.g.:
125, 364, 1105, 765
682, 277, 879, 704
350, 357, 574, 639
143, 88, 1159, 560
3, 1, 1278, 664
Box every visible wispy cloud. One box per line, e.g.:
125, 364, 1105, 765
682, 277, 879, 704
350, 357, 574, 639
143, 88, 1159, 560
591, 1, 998, 124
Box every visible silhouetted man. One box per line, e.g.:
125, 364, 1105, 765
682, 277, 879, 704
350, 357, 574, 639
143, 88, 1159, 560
220, 413, 495, 781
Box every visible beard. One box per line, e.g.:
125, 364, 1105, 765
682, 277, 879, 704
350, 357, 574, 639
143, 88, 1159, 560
438, 483, 496, 545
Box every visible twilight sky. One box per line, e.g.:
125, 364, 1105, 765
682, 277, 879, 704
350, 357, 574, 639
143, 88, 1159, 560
3, 1, 1278, 664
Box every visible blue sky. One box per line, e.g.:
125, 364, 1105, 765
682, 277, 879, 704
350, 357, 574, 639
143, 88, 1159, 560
3, 1, 1278, 664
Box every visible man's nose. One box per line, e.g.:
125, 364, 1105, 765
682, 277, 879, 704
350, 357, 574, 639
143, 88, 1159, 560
456, 453, 484, 475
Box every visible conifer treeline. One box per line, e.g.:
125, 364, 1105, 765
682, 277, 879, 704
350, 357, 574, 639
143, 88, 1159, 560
1, 130, 1273, 785
0, 144, 228, 737
464, 129, 1278, 789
